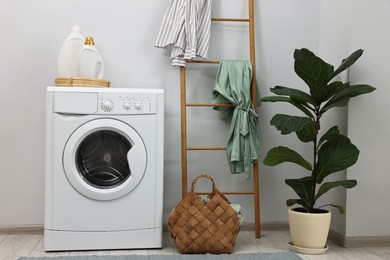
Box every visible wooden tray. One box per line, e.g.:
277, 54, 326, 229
55, 77, 110, 88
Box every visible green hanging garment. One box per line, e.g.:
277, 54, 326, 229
212, 60, 262, 179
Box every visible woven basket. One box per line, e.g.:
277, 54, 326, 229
168, 174, 240, 254
55, 77, 110, 88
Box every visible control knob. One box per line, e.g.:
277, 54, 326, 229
101, 100, 114, 112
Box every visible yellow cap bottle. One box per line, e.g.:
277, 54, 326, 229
78, 36, 104, 79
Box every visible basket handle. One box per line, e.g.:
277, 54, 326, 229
190, 174, 217, 193
190, 174, 219, 204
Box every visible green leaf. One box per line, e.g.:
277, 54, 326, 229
296, 120, 316, 143
294, 56, 331, 102
318, 204, 346, 214
321, 84, 376, 113
294, 49, 336, 82
260, 96, 313, 118
329, 49, 363, 81
286, 177, 313, 209
318, 81, 349, 103
286, 199, 309, 211
316, 135, 360, 183
294, 48, 315, 60
270, 86, 316, 106
260, 96, 290, 102
318, 126, 340, 147
314, 180, 357, 201
270, 114, 317, 142
270, 114, 313, 135
263, 146, 312, 171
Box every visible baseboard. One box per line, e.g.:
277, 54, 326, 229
3, 223, 390, 247
241, 221, 290, 231
0, 222, 289, 235
328, 229, 345, 246
329, 229, 390, 247
163, 221, 289, 232
0, 225, 43, 235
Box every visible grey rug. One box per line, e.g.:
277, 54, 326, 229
19, 252, 302, 260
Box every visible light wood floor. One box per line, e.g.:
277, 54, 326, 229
1, 231, 389, 260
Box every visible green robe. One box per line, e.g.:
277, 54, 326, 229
212, 60, 261, 179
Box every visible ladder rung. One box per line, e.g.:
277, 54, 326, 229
187, 147, 226, 151
212, 18, 250, 22
196, 191, 255, 195
186, 103, 235, 107
187, 59, 220, 64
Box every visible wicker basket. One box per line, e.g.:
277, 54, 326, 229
168, 174, 240, 254
55, 77, 110, 88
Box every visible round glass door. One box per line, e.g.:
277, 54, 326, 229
76, 130, 132, 189
63, 119, 147, 201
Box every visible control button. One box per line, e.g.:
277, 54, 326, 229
123, 102, 131, 110
134, 102, 143, 110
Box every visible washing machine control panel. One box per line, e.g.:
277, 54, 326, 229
98, 92, 157, 114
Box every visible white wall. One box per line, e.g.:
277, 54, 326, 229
257, 0, 321, 223
0, 0, 176, 226
347, 0, 390, 237
0, 0, 321, 227
0, 0, 388, 238
317, 0, 352, 235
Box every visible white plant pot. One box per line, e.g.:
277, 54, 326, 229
288, 208, 331, 253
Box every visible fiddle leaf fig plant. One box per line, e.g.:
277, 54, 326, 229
261, 48, 376, 214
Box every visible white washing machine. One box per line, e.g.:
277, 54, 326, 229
44, 86, 164, 251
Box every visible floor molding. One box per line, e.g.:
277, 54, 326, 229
3, 223, 390, 247
329, 229, 390, 247
241, 221, 289, 231
1, 222, 289, 235
0, 225, 43, 235
162, 221, 289, 232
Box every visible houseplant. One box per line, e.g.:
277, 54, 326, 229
261, 48, 375, 253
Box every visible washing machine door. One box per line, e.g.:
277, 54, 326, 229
63, 118, 147, 201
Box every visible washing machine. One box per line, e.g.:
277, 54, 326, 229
44, 86, 164, 251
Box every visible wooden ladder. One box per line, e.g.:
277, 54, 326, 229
180, 0, 261, 238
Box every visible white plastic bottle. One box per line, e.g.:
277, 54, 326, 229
77, 37, 104, 79
57, 24, 85, 77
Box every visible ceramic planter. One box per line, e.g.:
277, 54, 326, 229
288, 208, 331, 254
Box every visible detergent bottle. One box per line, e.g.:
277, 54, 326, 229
57, 24, 84, 77
77, 37, 104, 79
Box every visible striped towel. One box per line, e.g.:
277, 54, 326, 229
155, 0, 212, 66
